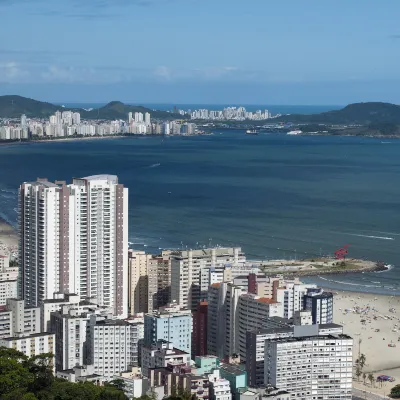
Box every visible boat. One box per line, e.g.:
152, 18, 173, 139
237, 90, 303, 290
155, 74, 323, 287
246, 129, 259, 135
287, 130, 302, 135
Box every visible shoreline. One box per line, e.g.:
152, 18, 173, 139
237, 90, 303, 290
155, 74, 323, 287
332, 290, 400, 397
0, 132, 211, 147
0, 216, 18, 256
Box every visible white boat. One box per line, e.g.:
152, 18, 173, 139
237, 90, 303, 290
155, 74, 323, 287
287, 130, 302, 135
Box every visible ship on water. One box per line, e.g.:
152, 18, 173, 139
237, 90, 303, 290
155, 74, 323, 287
245, 129, 259, 135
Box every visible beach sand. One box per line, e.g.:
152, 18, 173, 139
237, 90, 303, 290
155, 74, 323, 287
333, 290, 400, 396
0, 218, 18, 256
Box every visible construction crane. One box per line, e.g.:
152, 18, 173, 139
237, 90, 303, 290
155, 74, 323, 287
334, 244, 350, 260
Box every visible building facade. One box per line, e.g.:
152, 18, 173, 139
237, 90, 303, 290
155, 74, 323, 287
19, 175, 128, 317
85, 315, 143, 378
144, 302, 192, 354
264, 331, 353, 399
171, 247, 245, 310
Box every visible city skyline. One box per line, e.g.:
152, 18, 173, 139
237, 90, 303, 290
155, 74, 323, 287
1, 1, 400, 104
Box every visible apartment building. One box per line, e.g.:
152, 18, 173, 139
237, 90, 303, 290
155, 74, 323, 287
264, 329, 353, 399
19, 175, 128, 317
85, 315, 143, 378
0, 253, 18, 305
141, 340, 191, 378
209, 369, 232, 400
144, 302, 192, 354
304, 288, 334, 324
129, 250, 151, 315
246, 318, 344, 387
0, 332, 55, 360
171, 247, 245, 310
192, 301, 208, 358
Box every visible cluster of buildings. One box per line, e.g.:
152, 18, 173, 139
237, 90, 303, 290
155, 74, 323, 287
0, 111, 198, 140
189, 107, 277, 121
0, 174, 353, 400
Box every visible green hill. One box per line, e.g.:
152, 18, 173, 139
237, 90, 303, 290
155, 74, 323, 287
277, 102, 400, 124
0, 95, 186, 120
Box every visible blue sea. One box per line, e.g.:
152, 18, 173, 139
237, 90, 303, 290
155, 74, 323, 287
0, 130, 399, 295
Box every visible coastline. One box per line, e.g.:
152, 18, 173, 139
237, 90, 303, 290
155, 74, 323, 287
332, 290, 400, 397
0, 216, 18, 256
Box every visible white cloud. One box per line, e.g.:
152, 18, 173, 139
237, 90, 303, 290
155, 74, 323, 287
0, 61, 30, 82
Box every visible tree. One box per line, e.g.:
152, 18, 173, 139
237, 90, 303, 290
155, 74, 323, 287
106, 379, 126, 391
362, 373, 366, 385
368, 373, 374, 388
355, 366, 362, 382
359, 353, 366, 370
390, 384, 400, 398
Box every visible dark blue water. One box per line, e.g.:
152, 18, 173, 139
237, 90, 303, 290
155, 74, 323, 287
0, 131, 399, 294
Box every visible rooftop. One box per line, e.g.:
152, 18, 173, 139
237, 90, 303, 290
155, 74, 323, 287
256, 298, 278, 304
81, 174, 118, 183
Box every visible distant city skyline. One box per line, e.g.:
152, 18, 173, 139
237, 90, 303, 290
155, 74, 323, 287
1, 0, 400, 104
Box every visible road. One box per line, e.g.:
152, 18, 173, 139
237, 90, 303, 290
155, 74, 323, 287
352, 388, 390, 400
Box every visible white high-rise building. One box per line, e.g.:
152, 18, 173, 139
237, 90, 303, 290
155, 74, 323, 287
72, 112, 81, 125
86, 314, 143, 378
21, 114, 27, 127
19, 175, 128, 317
264, 330, 353, 399
145, 112, 151, 126
128, 112, 133, 123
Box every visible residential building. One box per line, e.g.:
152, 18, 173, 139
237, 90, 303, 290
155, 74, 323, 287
246, 319, 343, 387
148, 253, 171, 312
56, 365, 105, 385
207, 282, 247, 358
171, 247, 245, 310
193, 355, 219, 375
219, 363, 247, 400
237, 294, 283, 361
304, 288, 334, 324
19, 175, 128, 317
209, 369, 232, 400
144, 302, 192, 354
0, 332, 55, 360
141, 340, 191, 378
115, 368, 149, 399
192, 301, 208, 358
264, 330, 353, 399
85, 314, 143, 378
0, 253, 18, 305
0, 299, 40, 339
50, 302, 112, 371
274, 282, 316, 319
129, 250, 151, 315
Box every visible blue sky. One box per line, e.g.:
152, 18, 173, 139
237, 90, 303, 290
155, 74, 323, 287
0, 0, 399, 104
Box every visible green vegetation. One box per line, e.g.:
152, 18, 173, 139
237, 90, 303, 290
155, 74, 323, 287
0, 95, 186, 120
277, 102, 400, 125
390, 384, 400, 398
0, 347, 127, 400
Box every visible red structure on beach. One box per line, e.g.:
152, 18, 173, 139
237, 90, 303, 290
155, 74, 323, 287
334, 245, 350, 260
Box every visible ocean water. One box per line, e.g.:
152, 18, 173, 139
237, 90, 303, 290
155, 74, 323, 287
0, 131, 399, 294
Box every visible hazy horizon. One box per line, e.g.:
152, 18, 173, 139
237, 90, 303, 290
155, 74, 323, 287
1, 0, 400, 104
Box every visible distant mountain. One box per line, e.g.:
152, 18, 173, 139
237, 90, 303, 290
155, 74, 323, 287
277, 102, 400, 124
0, 95, 186, 120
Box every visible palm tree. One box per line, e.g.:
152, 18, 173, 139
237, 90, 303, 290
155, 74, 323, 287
368, 373, 375, 388
359, 353, 366, 370
363, 373, 367, 385
355, 366, 362, 382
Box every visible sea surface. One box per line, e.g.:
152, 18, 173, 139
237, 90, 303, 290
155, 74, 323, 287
0, 131, 399, 295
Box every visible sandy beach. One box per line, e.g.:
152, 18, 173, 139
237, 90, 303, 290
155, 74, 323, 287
333, 290, 400, 396
0, 218, 18, 256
